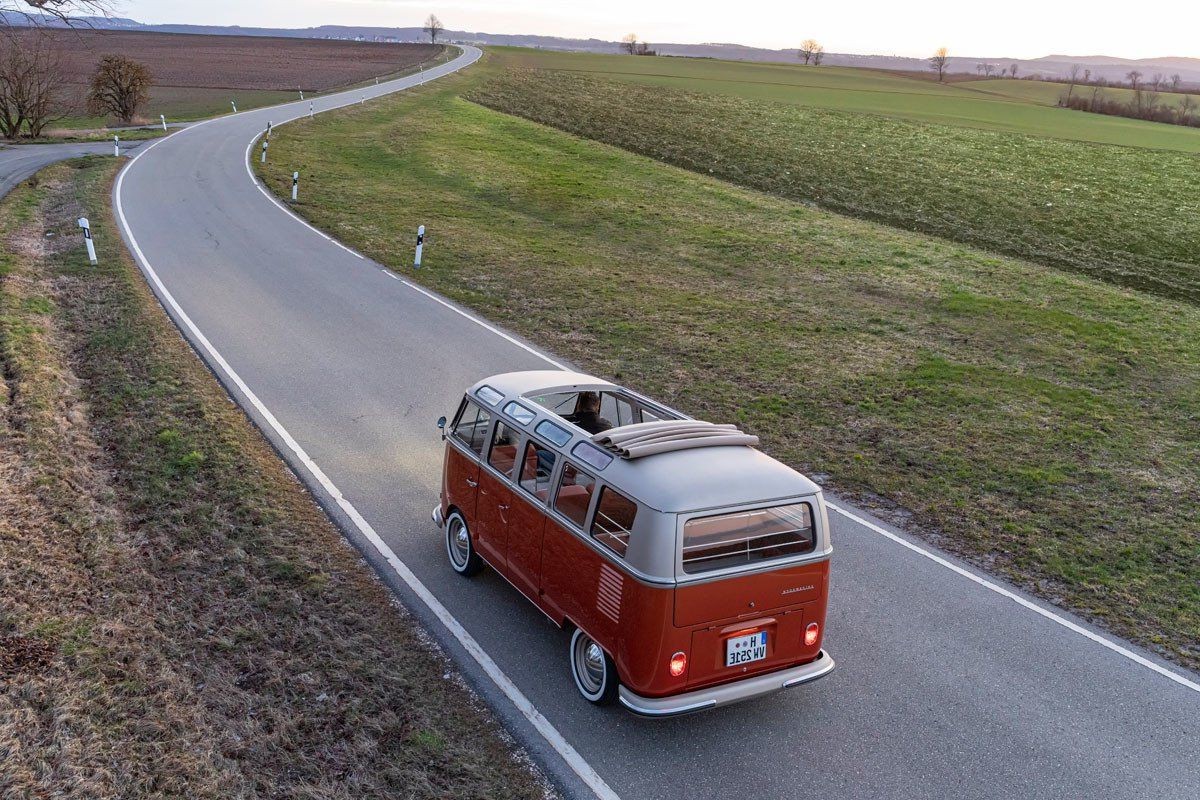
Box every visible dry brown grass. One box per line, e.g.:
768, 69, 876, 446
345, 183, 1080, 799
0, 159, 552, 799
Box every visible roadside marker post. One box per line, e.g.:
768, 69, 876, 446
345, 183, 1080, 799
414, 225, 425, 268
260, 139, 268, 163
113, 135, 119, 157
299, 88, 305, 100
292, 172, 299, 202
309, 102, 314, 118
231, 100, 237, 113
78, 217, 97, 265
360, 94, 365, 104
160, 114, 167, 131
266, 121, 272, 139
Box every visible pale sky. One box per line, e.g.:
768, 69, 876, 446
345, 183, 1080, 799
113, 0, 1199, 60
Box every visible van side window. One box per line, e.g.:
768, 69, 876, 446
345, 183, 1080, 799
488, 422, 519, 477
519, 440, 557, 499
554, 463, 595, 528
452, 400, 491, 457
591, 487, 636, 557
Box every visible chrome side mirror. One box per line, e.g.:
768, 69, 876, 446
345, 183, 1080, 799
436, 415, 447, 440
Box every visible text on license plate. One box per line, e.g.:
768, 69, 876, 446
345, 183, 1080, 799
726, 631, 768, 667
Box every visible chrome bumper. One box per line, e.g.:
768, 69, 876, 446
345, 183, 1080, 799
618, 650, 834, 718
431, 504, 444, 528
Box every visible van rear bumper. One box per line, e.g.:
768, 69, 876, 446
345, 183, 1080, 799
618, 650, 834, 718
431, 504, 444, 528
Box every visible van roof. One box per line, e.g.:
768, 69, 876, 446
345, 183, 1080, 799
468, 371, 820, 513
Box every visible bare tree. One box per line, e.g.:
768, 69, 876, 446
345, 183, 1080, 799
1062, 64, 1083, 104
1090, 76, 1106, 106
621, 33, 638, 55
1083, 68, 1091, 83
812, 45, 824, 66
1180, 95, 1197, 124
1009, 63, 1019, 78
929, 47, 949, 82
798, 38, 820, 65
976, 62, 985, 75
86, 54, 151, 125
1170, 73, 1182, 92
423, 13, 443, 44
1126, 70, 1142, 90
0, 30, 67, 139
1151, 72, 1163, 91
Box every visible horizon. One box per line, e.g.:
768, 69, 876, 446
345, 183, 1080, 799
109, 0, 1198, 62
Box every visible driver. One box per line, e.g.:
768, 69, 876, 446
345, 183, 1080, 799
573, 391, 613, 435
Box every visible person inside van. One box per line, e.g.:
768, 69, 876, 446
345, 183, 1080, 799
570, 391, 614, 435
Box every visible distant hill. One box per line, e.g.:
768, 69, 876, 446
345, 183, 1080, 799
6, 12, 1198, 85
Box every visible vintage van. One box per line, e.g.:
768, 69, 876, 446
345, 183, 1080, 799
433, 371, 834, 717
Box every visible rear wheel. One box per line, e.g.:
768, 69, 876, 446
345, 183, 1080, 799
445, 511, 483, 576
569, 628, 618, 704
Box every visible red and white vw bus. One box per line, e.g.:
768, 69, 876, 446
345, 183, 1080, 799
434, 371, 834, 716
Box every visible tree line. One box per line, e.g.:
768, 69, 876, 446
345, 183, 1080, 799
1058, 66, 1199, 127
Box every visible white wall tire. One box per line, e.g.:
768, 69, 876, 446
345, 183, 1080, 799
569, 628, 618, 704
445, 510, 483, 576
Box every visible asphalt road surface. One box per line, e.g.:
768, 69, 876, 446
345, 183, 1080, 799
112, 46, 1199, 800
0, 140, 147, 199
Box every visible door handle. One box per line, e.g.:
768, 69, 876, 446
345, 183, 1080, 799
466, 478, 478, 488
498, 504, 509, 511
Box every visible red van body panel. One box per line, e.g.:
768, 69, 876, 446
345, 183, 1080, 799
443, 446, 479, 518
506, 491, 547, 601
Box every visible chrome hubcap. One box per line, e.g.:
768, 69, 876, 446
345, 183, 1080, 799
449, 519, 469, 567
576, 636, 606, 694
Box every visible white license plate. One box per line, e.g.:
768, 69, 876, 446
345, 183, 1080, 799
726, 631, 768, 667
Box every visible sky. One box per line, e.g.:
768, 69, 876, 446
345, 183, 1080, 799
113, 0, 1199, 60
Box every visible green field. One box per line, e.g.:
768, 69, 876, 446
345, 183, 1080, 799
492, 48, 1200, 152
257, 65, 1200, 670
472, 68, 1200, 304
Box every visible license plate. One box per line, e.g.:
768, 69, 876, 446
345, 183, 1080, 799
726, 631, 768, 667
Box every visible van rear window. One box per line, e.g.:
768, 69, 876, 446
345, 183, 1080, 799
681, 503, 815, 575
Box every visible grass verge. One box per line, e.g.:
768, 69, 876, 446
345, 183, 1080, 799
469, 68, 1200, 306
0, 157, 551, 799
257, 71, 1199, 672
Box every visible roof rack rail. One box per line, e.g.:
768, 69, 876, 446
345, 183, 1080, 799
592, 420, 759, 459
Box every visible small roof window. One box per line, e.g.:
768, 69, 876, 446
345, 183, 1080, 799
536, 420, 571, 447
571, 441, 613, 471
504, 401, 536, 426
476, 385, 504, 406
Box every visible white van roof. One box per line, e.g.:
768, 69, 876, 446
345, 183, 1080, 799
468, 371, 820, 513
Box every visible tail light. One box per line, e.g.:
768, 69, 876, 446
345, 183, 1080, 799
669, 651, 688, 678
804, 622, 820, 647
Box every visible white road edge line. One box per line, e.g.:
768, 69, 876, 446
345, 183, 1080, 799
113, 48, 622, 800
826, 503, 1200, 694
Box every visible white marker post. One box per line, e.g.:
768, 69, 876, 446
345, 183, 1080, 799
231, 100, 238, 113
414, 225, 425, 268
266, 121, 272, 139
78, 217, 97, 265
309, 102, 314, 118
360, 95, 365, 104
160, 114, 167, 131
113, 134, 119, 157
291, 171, 299, 202
260, 139, 268, 163
299, 88, 305, 100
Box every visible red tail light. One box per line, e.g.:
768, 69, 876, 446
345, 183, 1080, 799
804, 622, 820, 647
669, 651, 688, 678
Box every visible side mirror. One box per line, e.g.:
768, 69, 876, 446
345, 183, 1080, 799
436, 415, 447, 440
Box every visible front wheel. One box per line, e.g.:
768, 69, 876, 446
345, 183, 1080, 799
445, 511, 483, 576
569, 628, 618, 704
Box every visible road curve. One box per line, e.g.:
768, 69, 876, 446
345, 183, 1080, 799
1, 140, 146, 199
113, 45, 1199, 800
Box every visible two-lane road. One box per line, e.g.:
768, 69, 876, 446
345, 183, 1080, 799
1, 140, 148, 199
113, 46, 1199, 799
